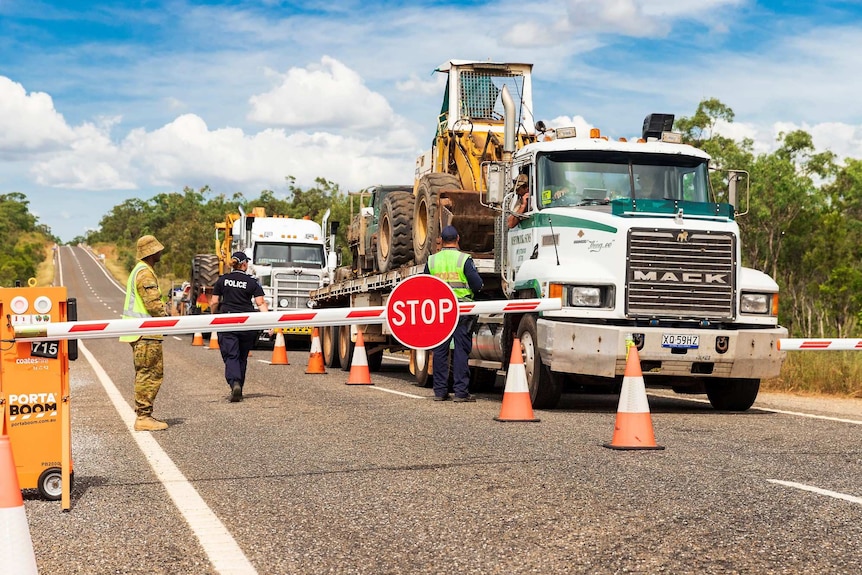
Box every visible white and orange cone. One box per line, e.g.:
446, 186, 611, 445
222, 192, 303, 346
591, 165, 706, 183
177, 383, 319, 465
305, 327, 326, 374
270, 330, 289, 365
346, 328, 373, 385
494, 338, 540, 422
208, 331, 219, 350
0, 435, 39, 575
603, 345, 664, 450
191, 332, 204, 346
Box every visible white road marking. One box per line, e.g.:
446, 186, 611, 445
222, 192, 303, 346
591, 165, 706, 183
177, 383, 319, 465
647, 392, 862, 425
767, 479, 862, 505
367, 386, 426, 399
79, 342, 258, 575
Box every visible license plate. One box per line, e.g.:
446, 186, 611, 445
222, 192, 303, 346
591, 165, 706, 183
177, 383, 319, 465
661, 334, 699, 349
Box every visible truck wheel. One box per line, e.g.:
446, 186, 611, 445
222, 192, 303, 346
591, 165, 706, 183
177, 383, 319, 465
377, 191, 415, 272
516, 315, 563, 409
411, 349, 433, 387
368, 349, 384, 372
413, 173, 462, 265
705, 378, 760, 411
37, 467, 72, 501
322, 326, 341, 368
338, 325, 355, 372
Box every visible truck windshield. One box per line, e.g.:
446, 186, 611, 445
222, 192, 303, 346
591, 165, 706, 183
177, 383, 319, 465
254, 243, 325, 268
536, 151, 711, 207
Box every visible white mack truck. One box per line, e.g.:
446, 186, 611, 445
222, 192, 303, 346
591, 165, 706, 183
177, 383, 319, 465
188, 206, 335, 344
311, 60, 786, 410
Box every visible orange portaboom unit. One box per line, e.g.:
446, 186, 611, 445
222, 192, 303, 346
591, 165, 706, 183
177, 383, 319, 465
0, 285, 75, 510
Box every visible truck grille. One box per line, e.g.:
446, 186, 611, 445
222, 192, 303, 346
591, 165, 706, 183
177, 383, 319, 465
271, 270, 320, 309
626, 228, 736, 320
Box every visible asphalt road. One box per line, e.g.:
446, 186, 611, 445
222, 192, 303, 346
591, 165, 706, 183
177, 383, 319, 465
18, 245, 862, 574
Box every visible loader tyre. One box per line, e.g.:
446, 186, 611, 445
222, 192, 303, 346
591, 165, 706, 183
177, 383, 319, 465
413, 173, 462, 265
516, 314, 563, 409
377, 191, 415, 272
189, 254, 219, 314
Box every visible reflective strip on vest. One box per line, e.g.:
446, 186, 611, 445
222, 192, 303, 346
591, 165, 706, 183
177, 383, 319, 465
428, 250, 472, 301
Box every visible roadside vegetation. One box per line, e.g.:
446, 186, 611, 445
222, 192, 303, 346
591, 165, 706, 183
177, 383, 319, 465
4, 99, 862, 398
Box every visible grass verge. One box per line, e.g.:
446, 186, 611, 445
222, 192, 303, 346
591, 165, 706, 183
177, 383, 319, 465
762, 352, 862, 398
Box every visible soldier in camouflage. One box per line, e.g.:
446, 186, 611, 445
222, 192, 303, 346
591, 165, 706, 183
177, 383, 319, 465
120, 235, 170, 431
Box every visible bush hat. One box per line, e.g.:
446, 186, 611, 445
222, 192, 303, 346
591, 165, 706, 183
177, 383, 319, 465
136, 235, 164, 260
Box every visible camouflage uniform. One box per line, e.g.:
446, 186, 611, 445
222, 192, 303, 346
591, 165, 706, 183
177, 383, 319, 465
125, 263, 167, 417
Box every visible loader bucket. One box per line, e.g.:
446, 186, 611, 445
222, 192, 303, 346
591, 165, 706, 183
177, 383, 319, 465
438, 189, 496, 255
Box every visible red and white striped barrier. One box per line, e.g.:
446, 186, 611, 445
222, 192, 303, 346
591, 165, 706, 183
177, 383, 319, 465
778, 339, 862, 351
13, 299, 561, 342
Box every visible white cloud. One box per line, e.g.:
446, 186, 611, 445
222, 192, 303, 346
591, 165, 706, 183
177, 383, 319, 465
396, 73, 446, 96
247, 56, 399, 131
0, 77, 77, 155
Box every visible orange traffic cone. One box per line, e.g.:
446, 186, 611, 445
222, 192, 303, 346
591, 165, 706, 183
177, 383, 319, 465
192, 332, 204, 346
494, 338, 540, 422
603, 345, 664, 450
208, 331, 219, 350
346, 328, 372, 385
270, 330, 289, 365
305, 327, 326, 374
0, 435, 39, 574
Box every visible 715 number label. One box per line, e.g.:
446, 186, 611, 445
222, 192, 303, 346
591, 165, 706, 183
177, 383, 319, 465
31, 340, 60, 359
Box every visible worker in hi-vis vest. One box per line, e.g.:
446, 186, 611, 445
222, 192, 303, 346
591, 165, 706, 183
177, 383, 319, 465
120, 235, 170, 431
424, 225, 483, 402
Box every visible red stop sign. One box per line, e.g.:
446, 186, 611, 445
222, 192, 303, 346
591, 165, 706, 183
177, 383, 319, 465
386, 275, 459, 350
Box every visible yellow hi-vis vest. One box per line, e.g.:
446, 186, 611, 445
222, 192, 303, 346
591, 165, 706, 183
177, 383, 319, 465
428, 249, 473, 301
119, 261, 159, 342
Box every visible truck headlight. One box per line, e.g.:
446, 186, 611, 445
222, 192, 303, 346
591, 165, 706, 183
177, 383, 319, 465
741, 293, 777, 315
569, 286, 602, 307
279, 298, 289, 308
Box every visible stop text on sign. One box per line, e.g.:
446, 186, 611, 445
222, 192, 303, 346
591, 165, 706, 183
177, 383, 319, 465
389, 298, 455, 327
385, 275, 459, 350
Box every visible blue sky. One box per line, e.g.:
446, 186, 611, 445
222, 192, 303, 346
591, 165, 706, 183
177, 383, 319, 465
2, 0, 862, 242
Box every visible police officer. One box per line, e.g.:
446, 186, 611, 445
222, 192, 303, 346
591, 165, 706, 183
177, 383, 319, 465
120, 235, 169, 431
210, 251, 269, 402
424, 225, 483, 402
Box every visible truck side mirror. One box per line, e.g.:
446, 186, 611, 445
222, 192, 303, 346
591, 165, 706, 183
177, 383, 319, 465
727, 170, 750, 216
485, 163, 508, 205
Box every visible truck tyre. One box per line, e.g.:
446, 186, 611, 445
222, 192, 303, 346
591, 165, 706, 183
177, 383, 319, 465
338, 325, 355, 372
516, 315, 563, 409
705, 378, 760, 411
413, 173, 462, 265
322, 326, 340, 368
411, 349, 433, 387
368, 349, 384, 372
189, 254, 219, 314
377, 191, 415, 272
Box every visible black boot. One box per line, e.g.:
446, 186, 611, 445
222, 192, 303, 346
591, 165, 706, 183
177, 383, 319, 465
229, 380, 243, 402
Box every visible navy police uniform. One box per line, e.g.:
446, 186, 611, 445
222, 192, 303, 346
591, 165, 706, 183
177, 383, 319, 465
212, 253, 266, 398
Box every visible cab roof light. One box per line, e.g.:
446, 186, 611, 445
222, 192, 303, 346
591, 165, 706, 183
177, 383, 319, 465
642, 113, 675, 140
589, 128, 601, 138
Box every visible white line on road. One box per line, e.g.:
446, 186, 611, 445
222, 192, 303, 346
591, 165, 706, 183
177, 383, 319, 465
367, 386, 427, 399
647, 392, 862, 425
767, 479, 862, 505
79, 342, 258, 575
